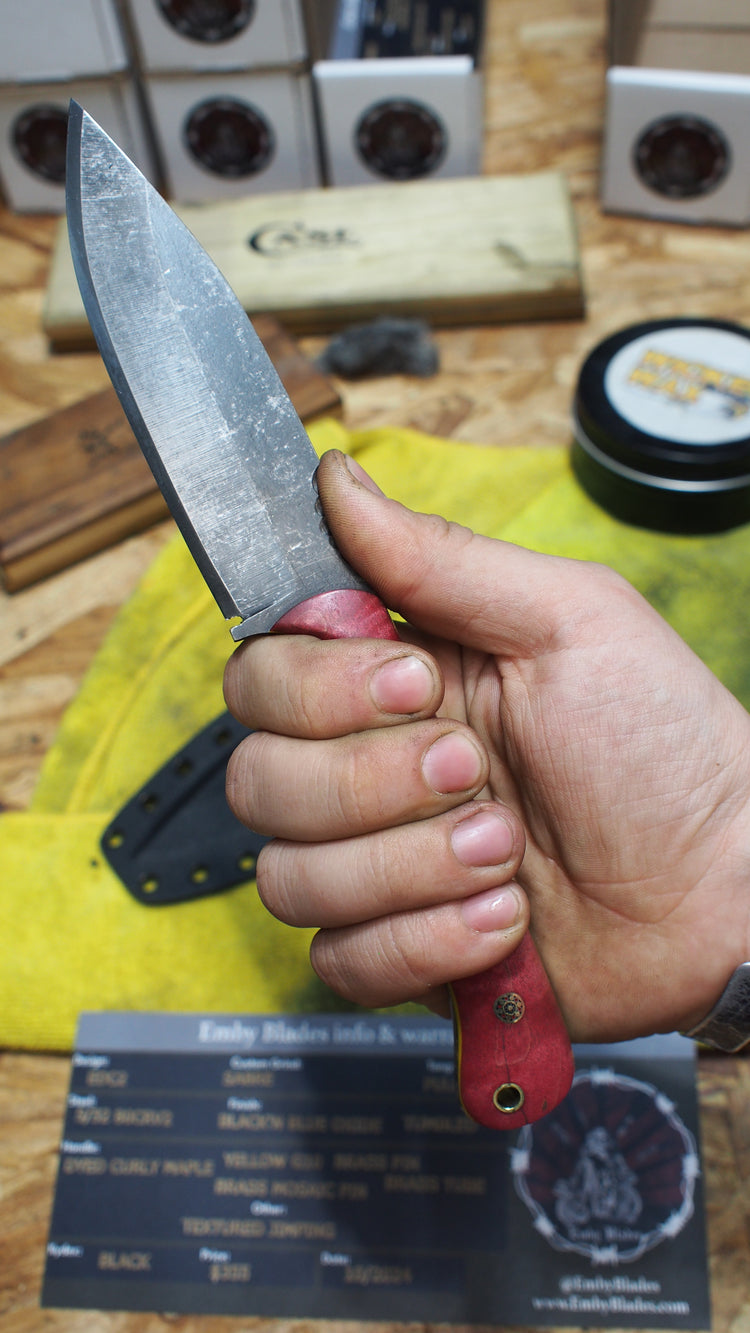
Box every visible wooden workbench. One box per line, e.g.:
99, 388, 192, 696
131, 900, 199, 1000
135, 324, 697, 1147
0, 2, 748, 1330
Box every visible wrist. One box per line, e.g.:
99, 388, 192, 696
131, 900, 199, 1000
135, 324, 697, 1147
681, 781, 750, 1048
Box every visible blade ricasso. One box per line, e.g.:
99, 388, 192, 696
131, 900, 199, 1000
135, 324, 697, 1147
230, 607, 283, 641
230, 567, 373, 641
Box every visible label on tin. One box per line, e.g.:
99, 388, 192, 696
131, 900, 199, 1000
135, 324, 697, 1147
605, 325, 750, 446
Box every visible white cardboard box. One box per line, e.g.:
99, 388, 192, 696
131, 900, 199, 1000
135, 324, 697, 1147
603, 0, 750, 225
0, 0, 128, 81
601, 66, 750, 226
308, 0, 484, 187
124, 0, 307, 72
143, 70, 319, 202
313, 54, 482, 186
0, 77, 155, 211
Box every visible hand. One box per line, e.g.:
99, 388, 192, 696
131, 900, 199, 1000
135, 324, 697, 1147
224, 450, 750, 1042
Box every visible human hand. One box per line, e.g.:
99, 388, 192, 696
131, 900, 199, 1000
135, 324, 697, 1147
224, 450, 750, 1042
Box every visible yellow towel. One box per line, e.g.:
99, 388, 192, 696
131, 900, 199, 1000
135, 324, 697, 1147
3, 420, 750, 1050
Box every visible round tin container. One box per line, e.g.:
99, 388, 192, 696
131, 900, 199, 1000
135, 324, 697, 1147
572, 318, 750, 532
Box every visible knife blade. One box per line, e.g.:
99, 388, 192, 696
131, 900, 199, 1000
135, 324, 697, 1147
65, 101, 574, 1130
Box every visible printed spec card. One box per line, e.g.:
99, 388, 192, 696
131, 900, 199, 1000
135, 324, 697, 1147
42, 1013, 710, 1326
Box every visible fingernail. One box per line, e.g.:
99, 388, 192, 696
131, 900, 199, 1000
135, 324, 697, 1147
343, 453, 384, 495
461, 884, 523, 933
422, 732, 484, 795
451, 810, 515, 867
370, 655, 435, 714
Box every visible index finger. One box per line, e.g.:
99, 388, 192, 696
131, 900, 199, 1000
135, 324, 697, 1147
223, 634, 444, 738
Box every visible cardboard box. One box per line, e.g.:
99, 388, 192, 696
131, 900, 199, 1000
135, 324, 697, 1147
310, 0, 484, 186
0, 76, 156, 212
0, 0, 128, 81
124, 0, 308, 72
602, 0, 750, 225
602, 67, 750, 226
142, 70, 320, 202
609, 0, 750, 61
645, 0, 750, 29
636, 27, 750, 75
313, 54, 481, 185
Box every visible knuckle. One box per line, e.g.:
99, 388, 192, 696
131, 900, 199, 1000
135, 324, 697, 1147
309, 913, 441, 1009
223, 637, 267, 723
224, 739, 252, 822
337, 739, 385, 828
279, 662, 328, 737
380, 913, 438, 996
225, 731, 275, 829
309, 930, 362, 1004
255, 841, 302, 926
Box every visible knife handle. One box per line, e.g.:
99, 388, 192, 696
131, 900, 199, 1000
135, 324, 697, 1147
449, 935, 574, 1129
273, 588, 574, 1129
274, 588, 399, 642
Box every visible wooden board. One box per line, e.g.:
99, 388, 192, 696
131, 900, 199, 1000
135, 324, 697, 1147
43, 171, 584, 349
0, 315, 341, 591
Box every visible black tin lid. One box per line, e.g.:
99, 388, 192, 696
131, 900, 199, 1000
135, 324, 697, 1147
572, 318, 750, 533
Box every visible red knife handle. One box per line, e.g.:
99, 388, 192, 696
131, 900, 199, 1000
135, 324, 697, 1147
273, 589, 574, 1129
450, 934, 574, 1129
274, 588, 399, 641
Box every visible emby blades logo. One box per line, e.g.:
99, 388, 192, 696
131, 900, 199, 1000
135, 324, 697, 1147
511, 1068, 699, 1265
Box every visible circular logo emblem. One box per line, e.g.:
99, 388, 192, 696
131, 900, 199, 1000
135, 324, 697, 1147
355, 99, 447, 180
12, 103, 68, 183
184, 98, 274, 178
634, 114, 730, 200
511, 1068, 699, 1265
157, 0, 255, 43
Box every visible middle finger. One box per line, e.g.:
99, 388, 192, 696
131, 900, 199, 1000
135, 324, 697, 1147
226, 719, 490, 840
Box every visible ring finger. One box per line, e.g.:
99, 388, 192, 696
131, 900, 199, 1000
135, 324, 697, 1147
256, 799, 526, 927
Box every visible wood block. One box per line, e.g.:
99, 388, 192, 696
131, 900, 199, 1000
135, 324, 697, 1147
43, 172, 584, 349
0, 316, 341, 591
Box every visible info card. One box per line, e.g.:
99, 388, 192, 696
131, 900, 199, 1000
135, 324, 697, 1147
43, 1013, 710, 1325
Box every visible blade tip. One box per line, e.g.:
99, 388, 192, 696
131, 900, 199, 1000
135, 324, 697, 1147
66, 99, 85, 164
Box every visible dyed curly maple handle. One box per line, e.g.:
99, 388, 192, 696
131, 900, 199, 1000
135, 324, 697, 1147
274, 588, 575, 1129
450, 933, 574, 1129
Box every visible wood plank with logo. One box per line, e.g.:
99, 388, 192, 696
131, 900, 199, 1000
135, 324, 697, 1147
43, 171, 584, 348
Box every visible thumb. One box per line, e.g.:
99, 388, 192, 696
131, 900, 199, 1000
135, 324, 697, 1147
317, 449, 580, 656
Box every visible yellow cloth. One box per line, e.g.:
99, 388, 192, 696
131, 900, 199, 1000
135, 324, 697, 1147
3, 419, 750, 1050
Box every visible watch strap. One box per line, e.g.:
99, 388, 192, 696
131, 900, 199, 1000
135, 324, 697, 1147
685, 962, 750, 1053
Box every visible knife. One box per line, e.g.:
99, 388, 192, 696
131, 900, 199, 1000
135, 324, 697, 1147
65, 101, 574, 1130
